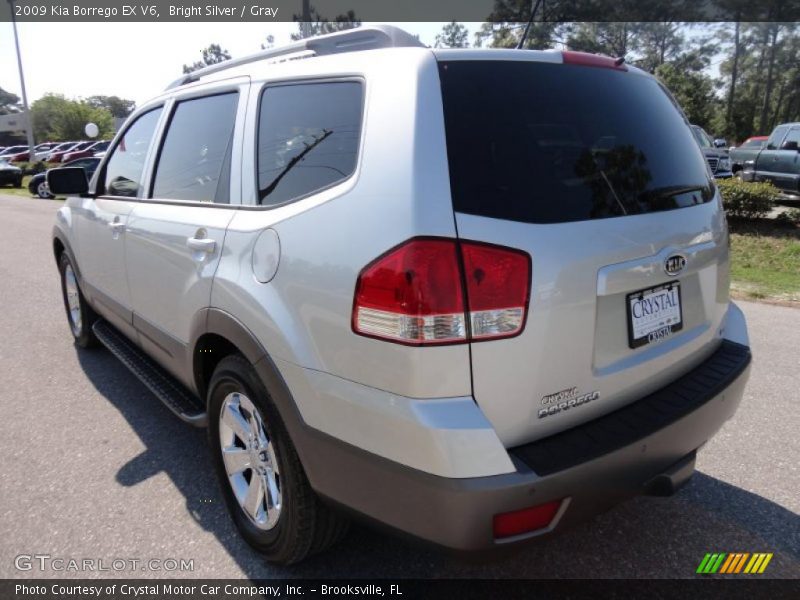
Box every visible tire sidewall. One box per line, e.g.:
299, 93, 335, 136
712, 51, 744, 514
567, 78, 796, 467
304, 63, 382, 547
207, 358, 301, 555
58, 253, 93, 347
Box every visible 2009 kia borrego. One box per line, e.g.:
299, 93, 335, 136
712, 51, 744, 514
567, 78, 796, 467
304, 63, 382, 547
50, 26, 752, 564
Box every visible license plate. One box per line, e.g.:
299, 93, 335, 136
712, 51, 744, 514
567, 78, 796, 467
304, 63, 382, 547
626, 283, 683, 349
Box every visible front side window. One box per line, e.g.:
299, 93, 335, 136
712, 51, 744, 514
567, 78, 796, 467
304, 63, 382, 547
103, 108, 163, 197
257, 81, 363, 206
152, 92, 238, 203
766, 126, 789, 150
781, 128, 800, 148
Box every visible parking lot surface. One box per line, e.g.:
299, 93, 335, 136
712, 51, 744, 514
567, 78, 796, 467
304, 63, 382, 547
0, 195, 797, 579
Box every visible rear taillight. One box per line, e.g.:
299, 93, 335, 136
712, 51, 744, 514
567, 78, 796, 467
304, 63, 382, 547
352, 238, 530, 345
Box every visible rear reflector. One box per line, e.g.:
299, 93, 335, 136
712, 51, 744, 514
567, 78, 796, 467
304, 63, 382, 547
562, 50, 628, 71
353, 238, 530, 345
493, 499, 563, 539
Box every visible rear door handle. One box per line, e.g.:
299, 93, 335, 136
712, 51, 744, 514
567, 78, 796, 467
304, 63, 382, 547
187, 237, 216, 254
108, 221, 125, 233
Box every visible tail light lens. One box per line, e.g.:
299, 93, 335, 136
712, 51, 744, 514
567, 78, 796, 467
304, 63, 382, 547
352, 238, 530, 345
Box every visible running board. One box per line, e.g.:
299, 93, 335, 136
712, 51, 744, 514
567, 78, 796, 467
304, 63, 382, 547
92, 320, 207, 427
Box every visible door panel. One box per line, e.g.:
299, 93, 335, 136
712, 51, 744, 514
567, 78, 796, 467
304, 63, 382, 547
123, 82, 248, 387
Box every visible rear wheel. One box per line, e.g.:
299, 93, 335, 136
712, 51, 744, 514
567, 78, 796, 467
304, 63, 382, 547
58, 253, 98, 348
208, 355, 348, 565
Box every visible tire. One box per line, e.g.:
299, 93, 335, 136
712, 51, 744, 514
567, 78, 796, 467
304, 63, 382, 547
208, 354, 349, 565
58, 253, 98, 348
33, 179, 53, 199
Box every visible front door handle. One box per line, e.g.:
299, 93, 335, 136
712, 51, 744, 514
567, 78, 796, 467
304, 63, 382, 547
108, 220, 125, 234
187, 236, 216, 254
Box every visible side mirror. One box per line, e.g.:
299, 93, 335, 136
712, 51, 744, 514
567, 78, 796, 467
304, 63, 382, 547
713, 139, 727, 148
47, 167, 88, 195
780, 140, 799, 152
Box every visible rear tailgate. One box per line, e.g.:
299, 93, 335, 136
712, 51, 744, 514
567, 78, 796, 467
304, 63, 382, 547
438, 56, 731, 448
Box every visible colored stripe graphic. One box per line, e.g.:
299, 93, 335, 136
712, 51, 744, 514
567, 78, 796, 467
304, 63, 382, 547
699, 552, 773, 574
720, 554, 736, 573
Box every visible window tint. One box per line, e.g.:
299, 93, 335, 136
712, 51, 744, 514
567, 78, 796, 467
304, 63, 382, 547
257, 81, 363, 206
438, 61, 713, 224
103, 108, 163, 197
152, 93, 238, 203
766, 126, 789, 150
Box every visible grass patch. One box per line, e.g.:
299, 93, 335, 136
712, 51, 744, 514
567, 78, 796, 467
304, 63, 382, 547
729, 218, 800, 303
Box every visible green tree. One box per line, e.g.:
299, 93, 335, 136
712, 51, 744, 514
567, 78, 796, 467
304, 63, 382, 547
30, 94, 114, 141
85, 95, 135, 118
182, 44, 231, 74
435, 21, 469, 48
290, 6, 360, 41
655, 63, 719, 129
0, 87, 21, 115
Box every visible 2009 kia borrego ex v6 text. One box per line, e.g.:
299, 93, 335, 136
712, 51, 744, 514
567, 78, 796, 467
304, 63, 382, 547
49, 26, 751, 565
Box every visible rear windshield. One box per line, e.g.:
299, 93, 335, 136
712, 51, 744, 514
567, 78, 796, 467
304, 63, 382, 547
438, 60, 714, 224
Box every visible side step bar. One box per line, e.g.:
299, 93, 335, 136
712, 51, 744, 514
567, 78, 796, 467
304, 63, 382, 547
92, 320, 207, 427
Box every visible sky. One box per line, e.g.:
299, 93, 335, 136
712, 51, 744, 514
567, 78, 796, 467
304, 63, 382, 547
1, 21, 722, 109
0, 22, 471, 106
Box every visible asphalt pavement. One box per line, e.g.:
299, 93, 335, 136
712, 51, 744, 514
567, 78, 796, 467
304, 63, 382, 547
0, 194, 798, 579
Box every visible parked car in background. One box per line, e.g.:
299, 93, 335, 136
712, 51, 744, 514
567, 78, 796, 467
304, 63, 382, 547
29, 156, 101, 198
63, 140, 110, 163
0, 159, 23, 187
740, 122, 800, 197
0, 145, 27, 157
691, 125, 732, 178
729, 136, 768, 174
47, 141, 95, 163
32, 142, 62, 161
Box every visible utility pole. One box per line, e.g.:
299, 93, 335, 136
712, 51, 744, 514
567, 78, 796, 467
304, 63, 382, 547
8, 0, 36, 158
301, 0, 311, 38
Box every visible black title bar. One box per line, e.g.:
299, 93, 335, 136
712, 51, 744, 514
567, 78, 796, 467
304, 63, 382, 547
1, 0, 799, 23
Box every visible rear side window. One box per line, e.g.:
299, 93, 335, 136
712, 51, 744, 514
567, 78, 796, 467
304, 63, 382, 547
438, 61, 714, 224
103, 108, 163, 198
152, 92, 238, 203
257, 81, 363, 206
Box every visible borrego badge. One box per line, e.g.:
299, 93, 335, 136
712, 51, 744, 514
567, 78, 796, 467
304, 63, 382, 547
664, 254, 687, 276
538, 387, 600, 419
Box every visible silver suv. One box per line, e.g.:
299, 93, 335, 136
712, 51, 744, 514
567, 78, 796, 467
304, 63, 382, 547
49, 26, 752, 565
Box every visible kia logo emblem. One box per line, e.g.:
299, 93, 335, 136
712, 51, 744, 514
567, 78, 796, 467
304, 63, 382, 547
664, 255, 686, 276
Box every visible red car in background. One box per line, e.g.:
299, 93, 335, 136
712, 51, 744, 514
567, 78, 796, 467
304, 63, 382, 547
46, 141, 95, 163
62, 140, 110, 162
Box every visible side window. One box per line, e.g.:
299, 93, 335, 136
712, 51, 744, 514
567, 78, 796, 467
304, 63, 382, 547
766, 126, 789, 150
781, 128, 800, 148
152, 92, 239, 203
103, 108, 163, 197
257, 81, 363, 206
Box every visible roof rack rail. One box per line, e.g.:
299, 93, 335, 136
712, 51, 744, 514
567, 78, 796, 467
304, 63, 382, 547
166, 25, 424, 90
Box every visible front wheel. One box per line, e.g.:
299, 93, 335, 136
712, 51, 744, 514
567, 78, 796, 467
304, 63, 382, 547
208, 355, 348, 565
34, 180, 53, 198
58, 253, 98, 348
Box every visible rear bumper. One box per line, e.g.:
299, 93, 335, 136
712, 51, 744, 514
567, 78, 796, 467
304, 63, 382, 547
289, 339, 751, 552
